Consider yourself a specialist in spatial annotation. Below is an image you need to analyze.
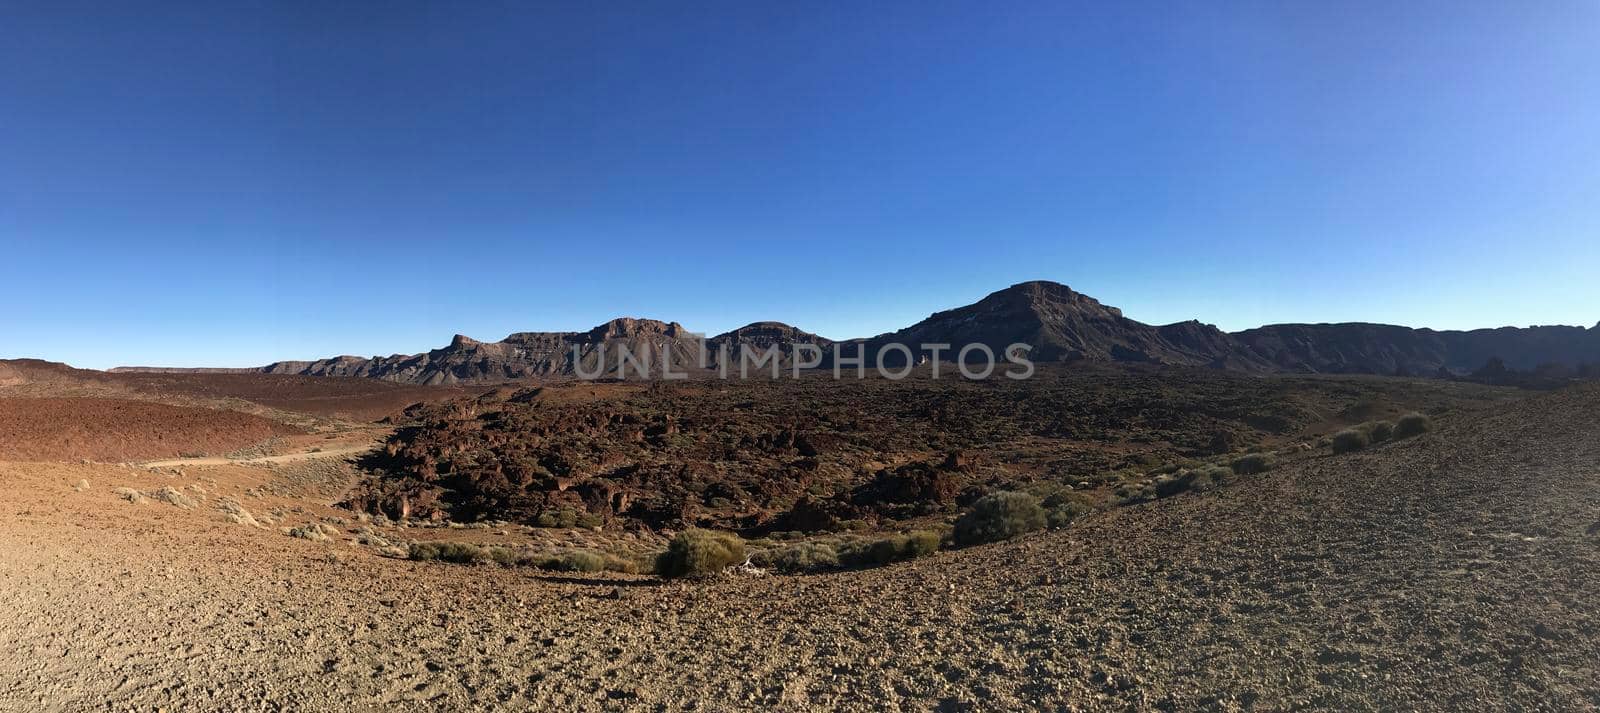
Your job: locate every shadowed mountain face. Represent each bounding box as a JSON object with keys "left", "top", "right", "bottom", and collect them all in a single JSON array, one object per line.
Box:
[
  {"left": 244, "top": 319, "right": 834, "bottom": 385},
  {"left": 852, "top": 281, "right": 1274, "bottom": 371},
  {"left": 1233, "top": 322, "right": 1600, "bottom": 375},
  {"left": 107, "top": 281, "right": 1598, "bottom": 383}
]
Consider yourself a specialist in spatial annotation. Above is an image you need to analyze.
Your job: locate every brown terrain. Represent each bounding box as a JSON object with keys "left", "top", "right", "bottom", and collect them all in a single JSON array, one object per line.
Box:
[
  {"left": 0, "top": 397, "right": 302, "bottom": 462},
  {"left": 1, "top": 357, "right": 1597, "bottom": 711}
]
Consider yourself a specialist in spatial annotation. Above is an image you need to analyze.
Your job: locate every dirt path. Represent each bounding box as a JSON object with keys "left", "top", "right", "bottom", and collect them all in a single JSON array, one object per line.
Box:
[
  {"left": 2, "top": 385, "right": 1597, "bottom": 711},
  {"left": 138, "top": 444, "right": 374, "bottom": 468}
]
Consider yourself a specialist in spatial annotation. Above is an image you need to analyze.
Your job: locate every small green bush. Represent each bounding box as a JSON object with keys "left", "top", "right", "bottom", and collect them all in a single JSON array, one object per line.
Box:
[
  {"left": 409, "top": 541, "right": 489, "bottom": 564},
  {"left": 953, "top": 491, "right": 1045, "bottom": 546},
  {"left": 904, "top": 530, "right": 942, "bottom": 557},
  {"left": 1331, "top": 429, "right": 1369, "bottom": 454},
  {"left": 1230, "top": 452, "right": 1274, "bottom": 475},
  {"left": 1366, "top": 420, "right": 1395, "bottom": 443},
  {"left": 1394, "top": 412, "right": 1431, "bottom": 439},
  {"left": 534, "top": 507, "right": 603, "bottom": 530},
  {"left": 835, "top": 530, "right": 942, "bottom": 567},
  {"left": 1047, "top": 500, "right": 1093, "bottom": 528},
  {"left": 553, "top": 549, "right": 608, "bottom": 573},
  {"left": 753, "top": 542, "right": 840, "bottom": 573},
  {"left": 656, "top": 529, "right": 746, "bottom": 578}
]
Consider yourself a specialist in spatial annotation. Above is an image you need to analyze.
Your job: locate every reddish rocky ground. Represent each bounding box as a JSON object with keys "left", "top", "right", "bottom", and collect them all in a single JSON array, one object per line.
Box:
[
  {"left": 1, "top": 379, "right": 1595, "bottom": 711},
  {"left": 0, "top": 397, "right": 304, "bottom": 462}
]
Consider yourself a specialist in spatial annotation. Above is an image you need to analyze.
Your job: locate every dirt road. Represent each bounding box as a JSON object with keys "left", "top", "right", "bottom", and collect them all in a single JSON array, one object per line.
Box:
[{"left": 138, "top": 444, "right": 374, "bottom": 469}]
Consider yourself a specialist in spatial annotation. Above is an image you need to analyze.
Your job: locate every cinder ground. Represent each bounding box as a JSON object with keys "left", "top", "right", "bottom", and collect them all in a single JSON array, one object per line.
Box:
[{"left": 2, "top": 384, "right": 1596, "bottom": 711}]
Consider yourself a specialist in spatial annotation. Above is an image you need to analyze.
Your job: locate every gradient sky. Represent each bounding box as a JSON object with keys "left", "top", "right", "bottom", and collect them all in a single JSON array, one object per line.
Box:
[{"left": 3, "top": 1, "right": 1597, "bottom": 369}]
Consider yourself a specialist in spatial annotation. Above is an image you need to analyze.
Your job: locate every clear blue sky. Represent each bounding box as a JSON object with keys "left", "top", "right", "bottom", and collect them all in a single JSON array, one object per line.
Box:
[{"left": 3, "top": 1, "right": 1596, "bottom": 369}]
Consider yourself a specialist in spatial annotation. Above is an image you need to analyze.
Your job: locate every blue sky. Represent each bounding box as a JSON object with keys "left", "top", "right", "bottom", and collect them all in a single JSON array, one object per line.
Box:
[{"left": 3, "top": 1, "right": 1597, "bottom": 369}]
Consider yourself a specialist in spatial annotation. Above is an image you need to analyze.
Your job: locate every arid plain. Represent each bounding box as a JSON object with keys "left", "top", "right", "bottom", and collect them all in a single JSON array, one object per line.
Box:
[{"left": 2, "top": 352, "right": 1596, "bottom": 711}]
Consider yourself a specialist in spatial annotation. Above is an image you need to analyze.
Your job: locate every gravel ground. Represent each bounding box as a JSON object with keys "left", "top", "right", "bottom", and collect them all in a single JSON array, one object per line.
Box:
[{"left": 1, "top": 384, "right": 1597, "bottom": 712}]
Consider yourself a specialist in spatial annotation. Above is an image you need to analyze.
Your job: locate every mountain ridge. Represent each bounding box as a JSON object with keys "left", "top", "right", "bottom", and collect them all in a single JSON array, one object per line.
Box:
[{"left": 105, "top": 281, "right": 1599, "bottom": 383}]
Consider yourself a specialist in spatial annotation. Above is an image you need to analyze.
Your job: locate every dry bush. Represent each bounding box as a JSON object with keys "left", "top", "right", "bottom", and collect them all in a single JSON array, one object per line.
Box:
[
  {"left": 953, "top": 491, "right": 1045, "bottom": 546},
  {"left": 1365, "top": 420, "right": 1395, "bottom": 443},
  {"left": 1331, "top": 428, "right": 1369, "bottom": 454},
  {"left": 839, "top": 530, "right": 943, "bottom": 567},
  {"left": 287, "top": 523, "right": 341, "bottom": 542},
  {"left": 151, "top": 486, "right": 196, "bottom": 509},
  {"left": 1394, "top": 412, "right": 1432, "bottom": 438},
  {"left": 217, "top": 498, "right": 260, "bottom": 527},
  {"left": 1047, "top": 500, "right": 1094, "bottom": 528},
  {"left": 656, "top": 529, "right": 745, "bottom": 578},
  {"left": 753, "top": 542, "right": 840, "bottom": 573},
  {"left": 553, "top": 549, "right": 608, "bottom": 573},
  {"left": 408, "top": 541, "right": 490, "bottom": 563},
  {"left": 1230, "top": 452, "right": 1274, "bottom": 475},
  {"left": 113, "top": 487, "right": 145, "bottom": 504}
]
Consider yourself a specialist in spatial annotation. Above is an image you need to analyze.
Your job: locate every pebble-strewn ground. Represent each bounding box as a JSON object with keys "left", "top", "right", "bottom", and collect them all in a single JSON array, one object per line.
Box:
[{"left": 2, "top": 385, "right": 1597, "bottom": 711}]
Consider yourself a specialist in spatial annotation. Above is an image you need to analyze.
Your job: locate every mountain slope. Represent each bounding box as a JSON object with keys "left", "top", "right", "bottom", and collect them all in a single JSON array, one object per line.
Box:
[{"left": 858, "top": 281, "right": 1274, "bottom": 370}]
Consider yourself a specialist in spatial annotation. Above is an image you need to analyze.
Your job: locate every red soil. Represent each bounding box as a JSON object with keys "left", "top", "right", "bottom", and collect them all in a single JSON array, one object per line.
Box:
[
  {"left": 0, "top": 398, "right": 304, "bottom": 462},
  {"left": 111, "top": 373, "right": 481, "bottom": 420}
]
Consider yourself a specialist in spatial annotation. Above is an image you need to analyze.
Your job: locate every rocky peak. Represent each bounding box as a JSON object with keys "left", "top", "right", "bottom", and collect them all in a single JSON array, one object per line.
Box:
[{"left": 586, "top": 317, "right": 686, "bottom": 340}]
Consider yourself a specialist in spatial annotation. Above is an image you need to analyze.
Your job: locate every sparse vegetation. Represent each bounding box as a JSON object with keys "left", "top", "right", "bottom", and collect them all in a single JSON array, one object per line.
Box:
[
  {"left": 551, "top": 549, "right": 608, "bottom": 573},
  {"left": 288, "top": 523, "right": 342, "bottom": 543},
  {"left": 533, "top": 507, "right": 604, "bottom": 530},
  {"left": 656, "top": 529, "right": 746, "bottom": 578},
  {"left": 839, "top": 530, "right": 942, "bottom": 567},
  {"left": 1231, "top": 452, "right": 1274, "bottom": 475},
  {"left": 1046, "top": 500, "right": 1094, "bottom": 528},
  {"left": 1366, "top": 420, "right": 1395, "bottom": 443},
  {"left": 113, "top": 487, "right": 145, "bottom": 504},
  {"left": 151, "top": 486, "right": 196, "bottom": 509},
  {"left": 1394, "top": 412, "right": 1432, "bottom": 438},
  {"left": 408, "top": 540, "right": 489, "bottom": 563},
  {"left": 218, "top": 498, "right": 260, "bottom": 527},
  {"left": 753, "top": 542, "right": 840, "bottom": 573},
  {"left": 953, "top": 491, "right": 1045, "bottom": 546},
  {"left": 1331, "top": 428, "right": 1369, "bottom": 454}
]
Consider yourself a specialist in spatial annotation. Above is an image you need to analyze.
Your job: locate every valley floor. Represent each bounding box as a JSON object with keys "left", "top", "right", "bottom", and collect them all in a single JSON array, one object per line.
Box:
[{"left": 2, "top": 386, "right": 1598, "bottom": 711}]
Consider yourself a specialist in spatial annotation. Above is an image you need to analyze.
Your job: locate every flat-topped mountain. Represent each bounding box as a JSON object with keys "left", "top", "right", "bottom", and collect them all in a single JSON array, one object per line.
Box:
[
  {"left": 232, "top": 318, "right": 832, "bottom": 384},
  {"left": 106, "top": 280, "right": 1599, "bottom": 383}
]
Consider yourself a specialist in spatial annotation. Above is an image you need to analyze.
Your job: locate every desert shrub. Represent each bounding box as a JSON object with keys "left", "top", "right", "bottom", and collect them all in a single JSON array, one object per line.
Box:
[
  {"left": 1114, "top": 482, "right": 1153, "bottom": 503},
  {"left": 1331, "top": 428, "right": 1369, "bottom": 454},
  {"left": 953, "top": 491, "right": 1045, "bottom": 546},
  {"left": 409, "top": 541, "right": 489, "bottom": 564},
  {"left": 601, "top": 554, "right": 646, "bottom": 574},
  {"left": 1366, "top": 420, "right": 1395, "bottom": 443},
  {"left": 904, "top": 530, "right": 942, "bottom": 557},
  {"left": 113, "top": 487, "right": 145, "bottom": 504},
  {"left": 1230, "top": 453, "right": 1274, "bottom": 475},
  {"left": 151, "top": 486, "right": 197, "bottom": 509},
  {"left": 1047, "top": 500, "right": 1094, "bottom": 528},
  {"left": 1394, "top": 412, "right": 1432, "bottom": 439},
  {"left": 287, "top": 523, "right": 341, "bottom": 542},
  {"left": 1153, "top": 474, "right": 1191, "bottom": 498},
  {"left": 1200, "top": 464, "right": 1233, "bottom": 484},
  {"left": 841, "top": 530, "right": 944, "bottom": 567},
  {"left": 552, "top": 549, "right": 608, "bottom": 573},
  {"left": 534, "top": 507, "right": 603, "bottom": 530},
  {"left": 656, "top": 529, "right": 746, "bottom": 578},
  {"left": 753, "top": 542, "right": 841, "bottom": 573},
  {"left": 487, "top": 547, "right": 520, "bottom": 566}
]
